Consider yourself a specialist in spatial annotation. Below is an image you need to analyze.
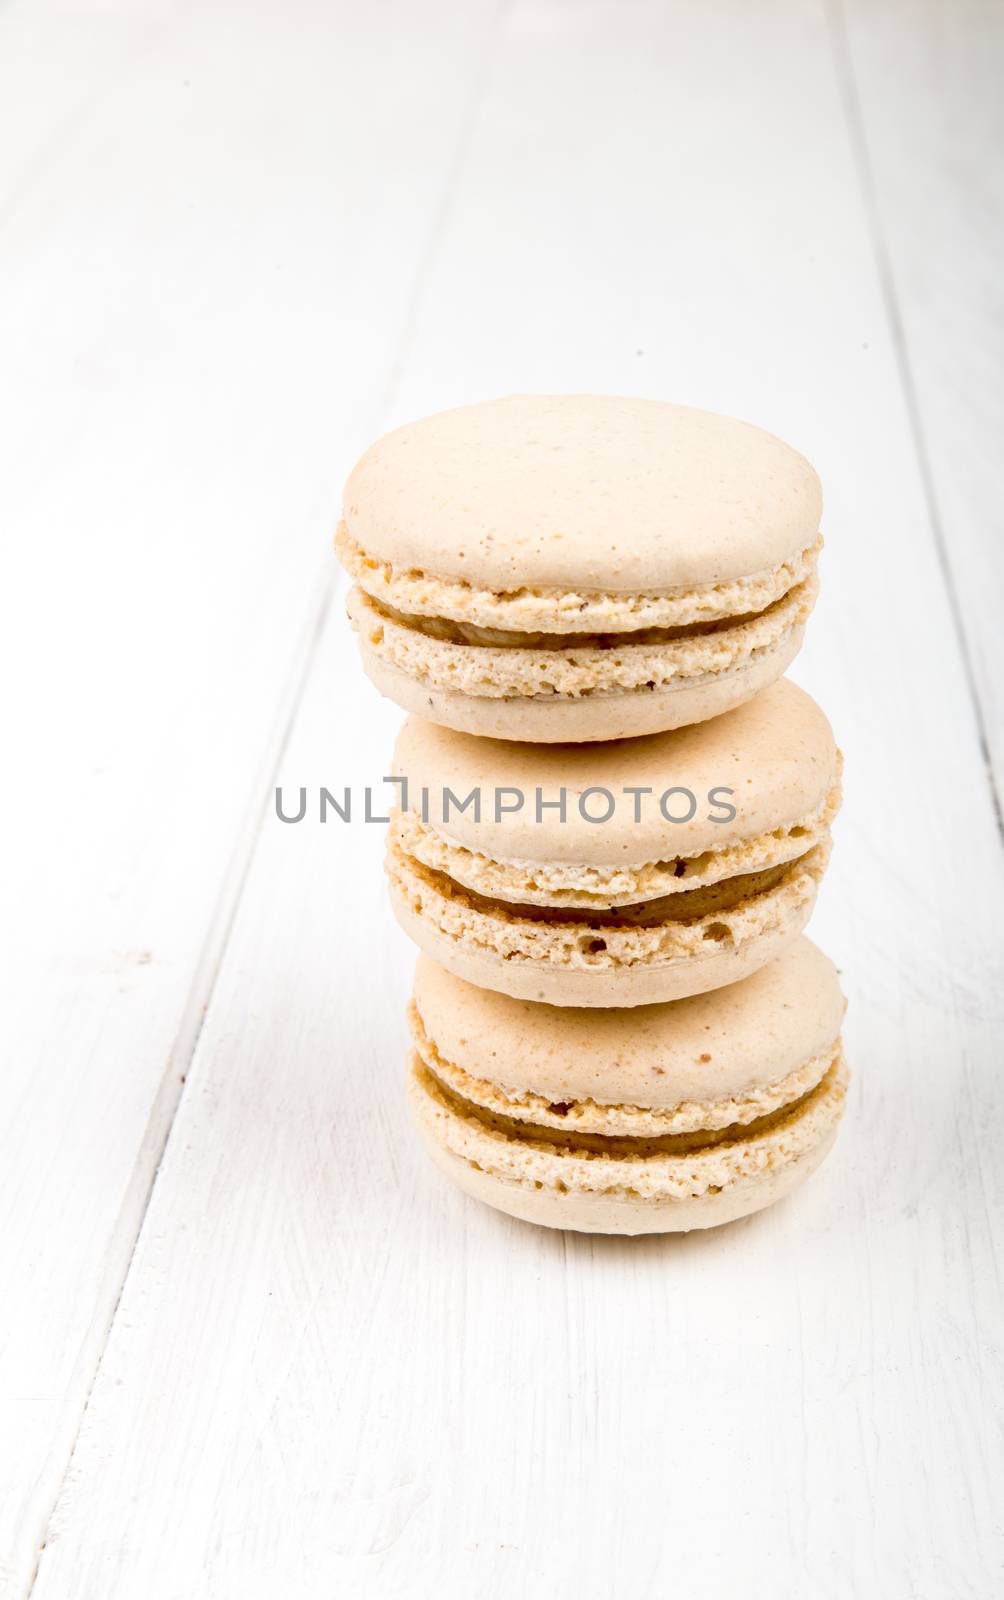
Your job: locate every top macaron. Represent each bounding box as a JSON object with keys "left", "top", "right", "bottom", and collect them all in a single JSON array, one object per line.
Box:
[{"left": 337, "top": 394, "right": 822, "bottom": 742}]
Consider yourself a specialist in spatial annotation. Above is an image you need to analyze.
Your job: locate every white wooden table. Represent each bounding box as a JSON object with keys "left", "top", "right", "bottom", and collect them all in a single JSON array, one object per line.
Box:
[{"left": 3, "top": 2, "right": 1003, "bottom": 1595}]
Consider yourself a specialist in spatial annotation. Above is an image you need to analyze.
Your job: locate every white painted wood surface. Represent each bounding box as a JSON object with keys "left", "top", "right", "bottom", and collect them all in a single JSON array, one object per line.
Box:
[
  {"left": 3, "top": 2, "right": 1002, "bottom": 1596},
  {"left": 0, "top": 0, "right": 499, "bottom": 1591},
  {"left": 840, "top": 0, "right": 1004, "bottom": 807}
]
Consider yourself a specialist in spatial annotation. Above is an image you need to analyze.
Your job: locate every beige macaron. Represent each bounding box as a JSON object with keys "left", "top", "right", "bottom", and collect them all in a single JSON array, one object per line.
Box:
[
  {"left": 386, "top": 678, "right": 840, "bottom": 1006},
  {"left": 407, "top": 939, "right": 849, "bottom": 1234},
  {"left": 337, "top": 394, "right": 822, "bottom": 742}
]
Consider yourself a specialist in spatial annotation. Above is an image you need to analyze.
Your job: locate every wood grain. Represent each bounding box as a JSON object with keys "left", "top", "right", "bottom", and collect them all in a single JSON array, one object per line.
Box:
[{"left": 7, "top": 1, "right": 1004, "bottom": 1597}]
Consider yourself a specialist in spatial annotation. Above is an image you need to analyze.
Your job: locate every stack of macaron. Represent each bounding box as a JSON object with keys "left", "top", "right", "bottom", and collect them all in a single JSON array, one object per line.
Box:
[{"left": 337, "top": 394, "right": 847, "bottom": 1234}]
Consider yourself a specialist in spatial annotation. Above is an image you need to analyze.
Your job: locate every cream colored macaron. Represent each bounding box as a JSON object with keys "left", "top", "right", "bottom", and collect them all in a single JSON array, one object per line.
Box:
[
  {"left": 386, "top": 678, "right": 840, "bottom": 1006},
  {"left": 407, "top": 940, "right": 849, "bottom": 1234},
  {"left": 337, "top": 394, "right": 822, "bottom": 741}
]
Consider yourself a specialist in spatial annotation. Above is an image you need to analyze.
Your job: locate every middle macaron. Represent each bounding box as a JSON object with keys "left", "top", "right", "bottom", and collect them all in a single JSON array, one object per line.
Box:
[{"left": 387, "top": 677, "right": 841, "bottom": 1006}]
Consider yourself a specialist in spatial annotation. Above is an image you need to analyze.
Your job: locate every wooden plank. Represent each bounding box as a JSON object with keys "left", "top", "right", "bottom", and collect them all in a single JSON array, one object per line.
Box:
[
  {"left": 0, "top": 1, "right": 498, "bottom": 1594},
  {"left": 28, "top": 1, "right": 1004, "bottom": 1596},
  {"left": 835, "top": 0, "right": 1004, "bottom": 810}
]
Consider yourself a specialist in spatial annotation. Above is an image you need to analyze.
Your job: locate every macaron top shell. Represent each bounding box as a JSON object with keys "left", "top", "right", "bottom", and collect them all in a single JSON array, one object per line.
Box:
[
  {"left": 342, "top": 395, "right": 821, "bottom": 591},
  {"left": 412, "top": 937, "right": 845, "bottom": 1110},
  {"left": 392, "top": 677, "right": 837, "bottom": 867}
]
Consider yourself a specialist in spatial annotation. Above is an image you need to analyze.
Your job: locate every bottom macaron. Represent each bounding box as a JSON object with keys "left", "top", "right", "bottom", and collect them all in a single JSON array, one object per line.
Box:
[{"left": 406, "top": 941, "right": 849, "bottom": 1235}]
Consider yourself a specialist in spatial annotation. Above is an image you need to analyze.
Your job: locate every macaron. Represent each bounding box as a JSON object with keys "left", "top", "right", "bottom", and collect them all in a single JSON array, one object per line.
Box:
[
  {"left": 386, "top": 678, "right": 840, "bottom": 1006},
  {"left": 407, "top": 939, "right": 849, "bottom": 1234},
  {"left": 337, "top": 394, "right": 821, "bottom": 742}
]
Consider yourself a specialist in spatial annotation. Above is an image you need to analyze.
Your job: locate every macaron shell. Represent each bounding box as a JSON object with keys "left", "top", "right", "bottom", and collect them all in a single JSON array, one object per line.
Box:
[
  {"left": 388, "top": 857, "right": 820, "bottom": 1006},
  {"left": 392, "top": 676, "right": 836, "bottom": 864},
  {"left": 343, "top": 395, "right": 821, "bottom": 591},
  {"left": 361, "top": 623, "right": 806, "bottom": 742},
  {"left": 415, "top": 1121, "right": 838, "bottom": 1234},
  {"left": 411, "top": 937, "right": 845, "bottom": 1109}
]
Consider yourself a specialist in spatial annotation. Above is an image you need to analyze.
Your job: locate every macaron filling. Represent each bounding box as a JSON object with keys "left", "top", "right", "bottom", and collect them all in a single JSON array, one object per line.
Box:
[
  {"left": 409, "top": 1047, "right": 848, "bottom": 1203},
  {"left": 387, "top": 834, "right": 831, "bottom": 971},
  {"left": 347, "top": 573, "right": 817, "bottom": 701},
  {"left": 363, "top": 601, "right": 786, "bottom": 649}
]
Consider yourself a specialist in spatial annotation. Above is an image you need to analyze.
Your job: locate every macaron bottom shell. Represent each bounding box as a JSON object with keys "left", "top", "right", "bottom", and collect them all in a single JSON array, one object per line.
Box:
[
  {"left": 387, "top": 837, "right": 829, "bottom": 1007},
  {"left": 356, "top": 622, "right": 806, "bottom": 742},
  {"left": 408, "top": 1051, "right": 848, "bottom": 1236}
]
